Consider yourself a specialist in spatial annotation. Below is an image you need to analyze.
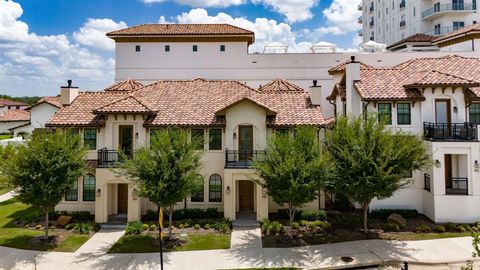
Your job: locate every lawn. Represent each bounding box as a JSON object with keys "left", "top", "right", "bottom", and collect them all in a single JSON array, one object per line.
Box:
[
  {"left": 0, "top": 199, "right": 91, "bottom": 252},
  {"left": 0, "top": 177, "right": 11, "bottom": 196},
  {"left": 109, "top": 233, "right": 231, "bottom": 253},
  {"left": 0, "top": 134, "right": 12, "bottom": 140}
]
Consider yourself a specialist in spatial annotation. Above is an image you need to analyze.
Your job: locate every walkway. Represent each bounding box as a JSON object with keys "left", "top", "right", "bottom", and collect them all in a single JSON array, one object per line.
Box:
[
  {"left": 0, "top": 236, "right": 478, "bottom": 269},
  {"left": 0, "top": 190, "right": 14, "bottom": 203},
  {"left": 75, "top": 228, "right": 125, "bottom": 255}
]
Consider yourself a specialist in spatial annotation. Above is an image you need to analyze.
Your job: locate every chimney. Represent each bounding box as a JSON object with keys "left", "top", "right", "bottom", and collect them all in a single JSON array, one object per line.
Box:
[
  {"left": 345, "top": 56, "right": 361, "bottom": 115},
  {"left": 309, "top": 80, "right": 322, "bottom": 106},
  {"left": 60, "top": 80, "right": 79, "bottom": 105}
]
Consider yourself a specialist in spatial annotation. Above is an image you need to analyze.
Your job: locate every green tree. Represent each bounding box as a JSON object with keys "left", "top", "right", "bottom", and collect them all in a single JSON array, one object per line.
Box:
[
  {"left": 324, "top": 114, "right": 431, "bottom": 232},
  {"left": 253, "top": 126, "right": 332, "bottom": 225},
  {"left": 0, "top": 132, "right": 87, "bottom": 237},
  {"left": 120, "top": 128, "right": 202, "bottom": 239}
]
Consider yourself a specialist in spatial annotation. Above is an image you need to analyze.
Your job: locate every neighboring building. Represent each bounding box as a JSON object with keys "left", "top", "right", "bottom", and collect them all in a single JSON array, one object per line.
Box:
[
  {"left": 358, "top": 0, "right": 480, "bottom": 46},
  {"left": 328, "top": 54, "right": 480, "bottom": 223},
  {"left": 0, "top": 109, "right": 30, "bottom": 134},
  {"left": 10, "top": 96, "right": 63, "bottom": 137},
  {"left": 47, "top": 78, "right": 325, "bottom": 223},
  {"left": 107, "top": 23, "right": 479, "bottom": 119},
  {"left": 0, "top": 98, "right": 28, "bottom": 113}
]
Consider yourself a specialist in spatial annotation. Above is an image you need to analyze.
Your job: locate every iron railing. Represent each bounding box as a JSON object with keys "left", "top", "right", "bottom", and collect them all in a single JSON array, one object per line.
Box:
[
  {"left": 422, "top": 3, "right": 474, "bottom": 19},
  {"left": 400, "top": 20, "right": 406, "bottom": 27},
  {"left": 424, "top": 174, "right": 431, "bottom": 192},
  {"left": 423, "top": 122, "right": 478, "bottom": 141},
  {"left": 446, "top": 177, "right": 468, "bottom": 195},
  {"left": 424, "top": 26, "right": 453, "bottom": 36},
  {"left": 225, "top": 149, "right": 266, "bottom": 168},
  {"left": 97, "top": 148, "right": 119, "bottom": 168}
]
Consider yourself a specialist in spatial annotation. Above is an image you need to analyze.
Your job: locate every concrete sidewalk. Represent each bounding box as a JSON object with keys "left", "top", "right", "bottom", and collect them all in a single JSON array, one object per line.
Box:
[
  {"left": 75, "top": 228, "right": 125, "bottom": 255},
  {"left": 0, "top": 236, "right": 477, "bottom": 270}
]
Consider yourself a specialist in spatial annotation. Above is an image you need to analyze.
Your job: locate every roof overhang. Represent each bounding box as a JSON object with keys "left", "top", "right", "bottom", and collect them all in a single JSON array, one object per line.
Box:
[
  {"left": 107, "top": 34, "right": 255, "bottom": 45},
  {"left": 434, "top": 31, "right": 480, "bottom": 47},
  {"left": 215, "top": 97, "right": 277, "bottom": 115}
]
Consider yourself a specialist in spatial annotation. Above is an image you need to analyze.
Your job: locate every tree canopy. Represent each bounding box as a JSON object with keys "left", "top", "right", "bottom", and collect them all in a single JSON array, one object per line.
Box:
[{"left": 324, "top": 114, "right": 431, "bottom": 232}]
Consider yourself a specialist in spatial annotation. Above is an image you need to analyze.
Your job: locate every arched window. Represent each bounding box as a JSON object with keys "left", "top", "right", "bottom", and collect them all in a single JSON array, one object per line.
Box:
[
  {"left": 65, "top": 180, "right": 78, "bottom": 201},
  {"left": 191, "top": 175, "right": 204, "bottom": 202},
  {"left": 209, "top": 174, "right": 222, "bottom": 202},
  {"left": 83, "top": 174, "right": 96, "bottom": 202}
]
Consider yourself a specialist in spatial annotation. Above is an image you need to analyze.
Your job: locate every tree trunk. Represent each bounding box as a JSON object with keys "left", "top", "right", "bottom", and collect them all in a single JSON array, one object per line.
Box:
[
  {"left": 362, "top": 202, "right": 369, "bottom": 233},
  {"left": 288, "top": 202, "right": 295, "bottom": 226},
  {"left": 44, "top": 209, "right": 49, "bottom": 238},
  {"left": 168, "top": 206, "right": 174, "bottom": 237}
]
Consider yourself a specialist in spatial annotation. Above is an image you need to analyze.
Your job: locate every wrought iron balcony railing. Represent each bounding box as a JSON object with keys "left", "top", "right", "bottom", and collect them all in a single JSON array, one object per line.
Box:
[
  {"left": 225, "top": 149, "right": 266, "bottom": 168},
  {"left": 446, "top": 177, "right": 468, "bottom": 195},
  {"left": 422, "top": 3, "right": 474, "bottom": 19},
  {"left": 423, "top": 122, "right": 478, "bottom": 141}
]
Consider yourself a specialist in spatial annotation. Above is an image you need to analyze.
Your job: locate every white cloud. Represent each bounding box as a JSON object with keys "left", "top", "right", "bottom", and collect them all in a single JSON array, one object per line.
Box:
[
  {"left": 251, "top": 0, "right": 318, "bottom": 23},
  {"left": 320, "top": 0, "right": 362, "bottom": 35},
  {"left": 0, "top": 0, "right": 115, "bottom": 96},
  {"left": 73, "top": 18, "right": 127, "bottom": 51},
  {"left": 142, "top": 0, "right": 245, "bottom": 8}
]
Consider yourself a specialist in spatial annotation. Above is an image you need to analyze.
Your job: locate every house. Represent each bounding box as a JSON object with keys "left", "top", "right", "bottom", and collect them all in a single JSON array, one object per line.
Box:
[
  {"left": 47, "top": 78, "right": 325, "bottom": 223},
  {"left": 0, "top": 98, "right": 29, "bottom": 134},
  {"left": 10, "top": 96, "right": 63, "bottom": 137},
  {"left": 327, "top": 54, "right": 480, "bottom": 223}
]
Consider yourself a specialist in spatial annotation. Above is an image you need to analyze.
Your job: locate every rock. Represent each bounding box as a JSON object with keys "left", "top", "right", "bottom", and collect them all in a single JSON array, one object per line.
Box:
[
  {"left": 57, "top": 215, "right": 72, "bottom": 226},
  {"left": 387, "top": 213, "right": 407, "bottom": 227}
]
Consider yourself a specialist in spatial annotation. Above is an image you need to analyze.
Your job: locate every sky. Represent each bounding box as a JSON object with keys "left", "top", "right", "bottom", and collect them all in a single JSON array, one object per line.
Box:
[{"left": 0, "top": 0, "right": 362, "bottom": 96}]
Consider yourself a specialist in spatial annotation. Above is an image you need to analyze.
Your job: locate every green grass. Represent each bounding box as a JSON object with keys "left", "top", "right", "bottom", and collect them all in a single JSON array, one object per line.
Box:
[
  {"left": 0, "top": 199, "right": 90, "bottom": 251},
  {"left": 0, "top": 177, "right": 11, "bottom": 195},
  {"left": 384, "top": 232, "right": 472, "bottom": 241},
  {"left": 0, "top": 134, "right": 12, "bottom": 140},
  {"left": 109, "top": 233, "right": 231, "bottom": 253}
]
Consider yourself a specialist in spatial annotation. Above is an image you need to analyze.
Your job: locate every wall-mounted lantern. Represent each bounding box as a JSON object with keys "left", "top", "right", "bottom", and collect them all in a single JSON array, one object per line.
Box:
[
  {"left": 233, "top": 132, "right": 237, "bottom": 141},
  {"left": 434, "top": 159, "right": 441, "bottom": 168},
  {"left": 475, "top": 160, "right": 480, "bottom": 169},
  {"left": 226, "top": 186, "right": 231, "bottom": 195},
  {"left": 453, "top": 106, "right": 458, "bottom": 113},
  {"left": 96, "top": 188, "right": 101, "bottom": 197},
  {"left": 135, "top": 132, "right": 139, "bottom": 140}
]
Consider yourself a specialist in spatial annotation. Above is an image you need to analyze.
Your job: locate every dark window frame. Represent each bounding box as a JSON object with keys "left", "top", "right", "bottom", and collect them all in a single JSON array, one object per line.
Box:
[
  {"left": 135, "top": 45, "right": 141, "bottom": 52},
  {"left": 65, "top": 180, "right": 78, "bottom": 201},
  {"left": 397, "top": 103, "right": 411, "bottom": 125},
  {"left": 378, "top": 103, "right": 392, "bottom": 125},
  {"left": 220, "top": 45, "right": 225, "bottom": 52},
  {"left": 83, "top": 174, "right": 96, "bottom": 202},
  {"left": 209, "top": 128, "right": 222, "bottom": 150},
  {"left": 83, "top": 128, "right": 97, "bottom": 150},
  {"left": 193, "top": 45, "right": 198, "bottom": 52},
  {"left": 470, "top": 103, "right": 480, "bottom": 123},
  {"left": 165, "top": 45, "right": 170, "bottom": 52},
  {"left": 209, "top": 174, "right": 222, "bottom": 202},
  {"left": 191, "top": 175, "right": 204, "bottom": 202},
  {"left": 191, "top": 128, "right": 205, "bottom": 150}
]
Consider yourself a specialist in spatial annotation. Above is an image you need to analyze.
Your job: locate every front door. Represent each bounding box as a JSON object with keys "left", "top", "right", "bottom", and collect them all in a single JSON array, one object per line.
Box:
[
  {"left": 117, "top": 184, "right": 128, "bottom": 214},
  {"left": 239, "top": 181, "right": 254, "bottom": 212},
  {"left": 119, "top": 125, "right": 133, "bottom": 157},
  {"left": 238, "top": 125, "right": 253, "bottom": 161}
]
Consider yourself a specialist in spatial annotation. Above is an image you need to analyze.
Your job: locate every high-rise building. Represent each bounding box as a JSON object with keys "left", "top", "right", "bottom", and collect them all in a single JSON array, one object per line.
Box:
[{"left": 358, "top": 0, "right": 480, "bottom": 46}]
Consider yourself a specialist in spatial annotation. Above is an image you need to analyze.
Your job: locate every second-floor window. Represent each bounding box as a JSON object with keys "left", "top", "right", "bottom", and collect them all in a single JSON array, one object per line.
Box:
[
  {"left": 397, "top": 103, "right": 411, "bottom": 125},
  {"left": 378, "top": 103, "right": 392, "bottom": 125},
  {"left": 84, "top": 128, "right": 97, "bottom": 150},
  {"left": 193, "top": 45, "right": 198, "bottom": 52},
  {"left": 453, "top": 21, "right": 465, "bottom": 31},
  {"left": 209, "top": 128, "right": 222, "bottom": 150},
  {"left": 191, "top": 128, "right": 205, "bottom": 150},
  {"left": 470, "top": 104, "right": 480, "bottom": 123}
]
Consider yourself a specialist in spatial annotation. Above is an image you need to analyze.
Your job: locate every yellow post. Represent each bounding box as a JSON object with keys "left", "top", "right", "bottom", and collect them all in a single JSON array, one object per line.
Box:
[{"left": 159, "top": 208, "right": 164, "bottom": 239}]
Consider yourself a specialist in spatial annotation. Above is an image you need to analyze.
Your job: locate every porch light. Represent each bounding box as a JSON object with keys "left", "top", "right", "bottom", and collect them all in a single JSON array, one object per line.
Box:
[
  {"left": 453, "top": 106, "right": 458, "bottom": 113},
  {"left": 96, "top": 188, "right": 101, "bottom": 197},
  {"left": 135, "top": 132, "right": 139, "bottom": 140},
  {"left": 226, "top": 186, "right": 231, "bottom": 195},
  {"left": 475, "top": 160, "right": 480, "bottom": 169},
  {"left": 434, "top": 159, "right": 441, "bottom": 168},
  {"left": 233, "top": 132, "right": 237, "bottom": 141}
]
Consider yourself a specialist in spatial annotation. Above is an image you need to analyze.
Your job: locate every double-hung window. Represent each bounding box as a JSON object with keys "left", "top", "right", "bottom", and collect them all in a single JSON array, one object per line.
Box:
[
  {"left": 378, "top": 103, "right": 392, "bottom": 125},
  {"left": 83, "top": 174, "right": 96, "bottom": 202},
  {"left": 397, "top": 103, "right": 411, "bottom": 125},
  {"left": 84, "top": 128, "right": 97, "bottom": 150},
  {"left": 470, "top": 104, "right": 480, "bottom": 123},
  {"left": 209, "top": 129, "right": 222, "bottom": 150},
  {"left": 65, "top": 180, "right": 78, "bottom": 201}
]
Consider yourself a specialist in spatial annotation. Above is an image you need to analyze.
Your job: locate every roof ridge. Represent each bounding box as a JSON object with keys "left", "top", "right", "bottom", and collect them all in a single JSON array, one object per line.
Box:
[
  {"left": 94, "top": 95, "right": 152, "bottom": 112},
  {"left": 427, "top": 69, "right": 480, "bottom": 83}
]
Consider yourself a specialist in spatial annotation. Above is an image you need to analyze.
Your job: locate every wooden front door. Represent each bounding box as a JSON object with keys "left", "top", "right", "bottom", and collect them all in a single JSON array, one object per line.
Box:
[
  {"left": 119, "top": 125, "right": 134, "bottom": 157},
  {"left": 239, "top": 181, "right": 254, "bottom": 212},
  {"left": 238, "top": 125, "right": 253, "bottom": 161},
  {"left": 117, "top": 184, "right": 128, "bottom": 214}
]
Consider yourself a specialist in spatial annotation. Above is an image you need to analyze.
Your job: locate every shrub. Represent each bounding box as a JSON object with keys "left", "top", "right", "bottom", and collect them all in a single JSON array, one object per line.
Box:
[
  {"left": 313, "top": 220, "right": 332, "bottom": 231},
  {"left": 446, "top": 222, "right": 457, "bottom": 231},
  {"left": 35, "top": 224, "right": 43, "bottom": 230},
  {"left": 276, "top": 209, "right": 301, "bottom": 220},
  {"left": 212, "top": 218, "right": 231, "bottom": 233},
  {"left": 142, "top": 224, "right": 149, "bottom": 231},
  {"left": 300, "top": 210, "right": 327, "bottom": 221},
  {"left": 194, "top": 224, "right": 201, "bottom": 230},
  {"left": 457, "top": 225, "right": 467, "bottom": 232},
  {"left": 169, "top": 208, "right": 219, "bottom": 220},
  {"left": 125, "top": 221, "right": 144, "bottom": 235},
  {"left": 73, "top": 223, "right": 94, "bottom": 234},
  {"left": 291, "top": 222, "right": 300, "bottom": 229},
  {"left": 65, "top": 223, "right": 75, "bottom": 230},
  {"left": 145, "top": 210, "right": 158, "bottom": 221},
  {"left": 383, "top": 223, "right": 400, "bottom": 232},
  {"left": 369, "top": 209, "right": 419, "bottom": 220},
  {"left": 328, "top": 213, "right": 362, "bottom": 229},
  {"left": 178, "top": 224, "right": 185, "bottom": 229},
  {"left": 204, "top": 224, "right": 211, "bottom": 229},
  {"left": 299, "top": 220, "right": 307, "bottom": 226},
  {"left": 71, "top": 211, "right": 92, "bottom": 222},
  {"left": 149, "top": 224, "right": 157, "bottom": 231},
  {"left": 415, "top": 225, "right": 431, "bottom": 233},
  {"left": 464, "top": 224, "right": 473, "bottom": 232},
  {"left": 270, "top": 221, "right": 283, "bottom": 234},
  {"left": 434, "top": 225, "right": 446, "bottom": 233}
]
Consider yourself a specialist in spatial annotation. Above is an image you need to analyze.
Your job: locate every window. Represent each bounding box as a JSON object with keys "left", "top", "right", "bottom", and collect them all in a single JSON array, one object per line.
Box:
[
  {"left": 275, "top": 128, "right": 289, "bottom": 136},
  {"left": 209, "top": 128, "right": 222, "bottom": 150},
  {"left": 191, "top": 175, "right": 204, "bottom": 202},
  {"left": 470, "top": 104, "right": 480, "bottom": 123},
  {"left": 135, "top": 45, "right": 141, "bottom": 52},
  {"left": 193, "top": 45, "right": 198, "bottom": 52},
  {"left": 66, "top": 127, "right": 80, "bottom": 137},
  {"left": 413, "top": 6, "right": 416, "bottom": 16},
  {"left": 65, "top": 180, "right": 78, "bottom": 201},
  {"left": 83, "top": 174, "right": 96, "bottom": 202},
  {"left": 397, "top": 103, "right": 411, "bottom": 125},
  {"left": 191, "top": 128, "right": 205, "bottom": 150},
  {"left": 165, "top": 45, "right": 170, "bottom": 52},
  {"left": 434, "top": 24, "right": 441, "bottom": 35},
  {"left": 378, "top": 103, "right": 392, "bottom": 125},
  {"left": 209, "top": 174, "right": 222, "bottom": 202},
  {"left": 83, "top": 128, "right": 97, "bottom": 150},
  {"left": 453, "top": 21, "right": 465, "bottom": 31},
  {"left": 220, "top": 45, "right": 225, "bottom": 52}
]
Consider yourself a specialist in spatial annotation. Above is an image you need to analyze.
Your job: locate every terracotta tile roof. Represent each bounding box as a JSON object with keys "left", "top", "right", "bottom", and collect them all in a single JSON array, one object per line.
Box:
[
  {"left": 405, "top": 70, "right": 480, "bottom": 87},
  {"left": 48, "top": 78, "right": 324, "bottom": 127},
  {"left": 328, "top": 61, "right": 374, "bottom": 75},
  {"left": 387, "top": 33, "right": 436, "bottom": 49},
  {"left": 94, "top": 95, "right": 153, "bottom": 114},
  {"left": 258, "top": 79, "right": 305, "bottom": 92},
  {"left": 434, "top": 22, "right": 480, "bottom": 44},
  {"left": 0, "top": 98, "right": 27, "bottom": 106},
  {"left": 29, "top": 96, "right": 62, "bottom": 109},
  {"left": 0, "top": 109, "right": 30, "bottom": 122},
  {"left": 104, "top": 79, "right": 143, "bottom": 92},
  {"left": 107, "top": 24, "right": 254, "bottom": 37}
]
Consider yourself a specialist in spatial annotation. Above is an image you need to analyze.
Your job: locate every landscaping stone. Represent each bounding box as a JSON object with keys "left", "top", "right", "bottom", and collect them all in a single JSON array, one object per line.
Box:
[
  {"left": 57, "top": 215, "right": 72, "bottom": 226},
  {"left": 387, "top": 213, "right": 407, "bottom": 227}
]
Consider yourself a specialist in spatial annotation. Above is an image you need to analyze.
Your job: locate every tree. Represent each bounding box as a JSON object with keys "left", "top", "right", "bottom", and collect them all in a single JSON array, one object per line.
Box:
[
  {"left": 120, "top": 128, "right": 202, "bottom": 239},
  {"left": 253, "top": 126, "right": 332, "bottom": 225},
  {"left": 0, "top": 132, "right": 87, "bottom": 238},
  {"left": 324, "top": 114, "right": 431, "bottom": 232}
]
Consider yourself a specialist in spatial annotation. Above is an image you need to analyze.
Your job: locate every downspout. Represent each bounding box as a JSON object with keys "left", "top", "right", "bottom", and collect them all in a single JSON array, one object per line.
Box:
[{"left": 328, "top": 99, "right": 337, "bottom": 118}]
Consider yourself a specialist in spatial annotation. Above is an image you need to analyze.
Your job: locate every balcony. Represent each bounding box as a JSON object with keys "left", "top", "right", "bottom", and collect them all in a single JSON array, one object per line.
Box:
[
  {"left": 423, "top": 122, "right": 478, "bottom": 141},
  {"left": 424, "top": 26, "right": 453, "bottom": 36},
  {"left": 369, "top": 4, "right": 374, "bottom": 12},
  {"left": 369, "top": 20, "right": 374, "bottom": 27},
  {"left": 446, "top": 177, "right": 468, "bottom": 195},
  {"left": 422, "top": 3, "right": 474, "bottom": 20},
  {"left": 424, "top": 174, "right": 431, "bottom": 192},
  {"left": 225, "top": 149, "right": 266, "bottom": 169},
  {"left": 358, "top": 16, "right": 363, "bottom": 23},
  {"left": 400, "top": 20, "right": 406, "bottom": 27},
  {"left": 358, "top": 30, "right": 363, "bottom": 36},
  {"left": 400, "top": 0, "right": 406, "bottom": 8},
  {"left": 357, "top": 3, "right": 362, "bottom": 10},
  {"left": 97, "top": 148, "right": 120, "bottom": 168}
]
